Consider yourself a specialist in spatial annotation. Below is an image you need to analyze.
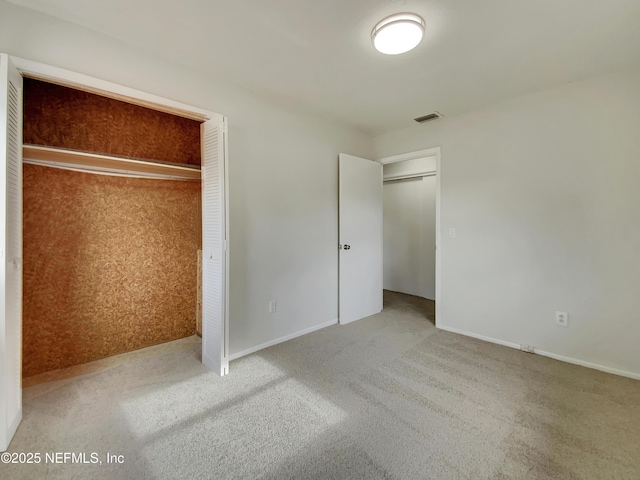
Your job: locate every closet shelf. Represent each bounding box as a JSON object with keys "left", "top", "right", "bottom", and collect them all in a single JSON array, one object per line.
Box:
[{"left": 22, "top": 145, "right": 201, "bottom": 181}]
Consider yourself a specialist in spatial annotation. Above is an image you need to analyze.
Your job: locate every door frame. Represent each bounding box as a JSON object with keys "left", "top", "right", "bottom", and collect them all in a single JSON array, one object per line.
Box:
[
  {"left": 378, "top": 147, "right": 441, "bottom": 327},
  {"left": 7, "top": 55, "right": 230, "bottom": 373}
]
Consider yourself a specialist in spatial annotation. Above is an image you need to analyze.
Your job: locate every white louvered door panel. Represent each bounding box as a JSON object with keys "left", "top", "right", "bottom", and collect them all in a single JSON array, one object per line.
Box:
[
  {"left": 201, "top": 119, "right": 228, "bottom": 376},
  {"left": 0, "top": 53, "right": 23, "bottom": 451}
]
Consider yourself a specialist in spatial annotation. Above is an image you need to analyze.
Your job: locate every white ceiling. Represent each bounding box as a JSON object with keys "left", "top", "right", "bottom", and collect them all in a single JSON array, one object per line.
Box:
[{"left": 9, "top": 0, "right": 640, "bottom": 135}]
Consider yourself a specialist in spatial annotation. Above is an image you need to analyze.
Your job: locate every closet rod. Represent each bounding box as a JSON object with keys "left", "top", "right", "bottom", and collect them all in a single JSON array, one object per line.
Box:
[
  {"left": 383, "top": 171, "right": 436, "bottom": 183},
  {"left": 23, "top": 145, "right": 201, "bottom": 181}
]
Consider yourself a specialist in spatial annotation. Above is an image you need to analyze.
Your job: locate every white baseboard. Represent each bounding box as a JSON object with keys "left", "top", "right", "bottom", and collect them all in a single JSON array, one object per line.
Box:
[
  {"left": 229, "top": 319, "right": 338, "bottom": 361},
  {"left": 438, "top": 325, "right": 522, "bottom": 350},
  {"left": 437, "top": 324, "right": 640, "bottom": 381},
  {"left": 533, "top": 349, "right": 640, "bottom": 381}
]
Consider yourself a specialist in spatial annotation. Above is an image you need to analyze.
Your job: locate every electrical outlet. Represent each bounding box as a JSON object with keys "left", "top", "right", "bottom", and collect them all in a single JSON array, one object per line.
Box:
[
  {"left": 555, "top": 311, "right": 568, "bottom": 327},
  {"left": 520, "top": 345, "right": 535, "bottom": 353},
  {"left": 268, "top": 300, "right": 277, "bottom": 314}
]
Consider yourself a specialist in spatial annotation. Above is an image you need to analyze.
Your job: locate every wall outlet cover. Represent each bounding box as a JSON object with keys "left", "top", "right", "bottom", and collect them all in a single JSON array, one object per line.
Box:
[{"left": 555, "top": 311, "right": 568, "bottom": 327}]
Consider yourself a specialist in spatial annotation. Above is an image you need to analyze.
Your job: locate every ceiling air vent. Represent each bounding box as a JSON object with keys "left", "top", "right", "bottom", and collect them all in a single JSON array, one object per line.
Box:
[{"left": 414, "top": 112, "right": 442, "bottom": 123}]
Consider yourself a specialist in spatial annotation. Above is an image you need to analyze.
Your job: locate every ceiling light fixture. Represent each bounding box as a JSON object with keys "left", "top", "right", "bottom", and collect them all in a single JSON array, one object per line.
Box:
[{"left": 372, "top": 13, "right": 425, "bottom": 55}]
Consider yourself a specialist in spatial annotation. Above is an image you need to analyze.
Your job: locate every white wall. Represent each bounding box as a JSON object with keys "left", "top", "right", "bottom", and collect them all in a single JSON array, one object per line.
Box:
[
  {"left": 383, "top": 176, "right": 436, "bottom": 299},
  {"left": 375, "top": 67, "right": 640, "bottom": 377},
  {"left": 0, "top": 1, "right": 373, "bottom": 357}
]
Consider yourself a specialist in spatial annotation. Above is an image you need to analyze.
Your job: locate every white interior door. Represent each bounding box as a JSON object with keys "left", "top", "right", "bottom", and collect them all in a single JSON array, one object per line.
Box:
[
  {"left": 201, "top": 118, "right": 229, "bottom": 376},
  {"left": 339, "top": 153, "right": 383, "bottom": 324},
  {"left": 0, "top": 53, "right": 23, "bottom": 451}
]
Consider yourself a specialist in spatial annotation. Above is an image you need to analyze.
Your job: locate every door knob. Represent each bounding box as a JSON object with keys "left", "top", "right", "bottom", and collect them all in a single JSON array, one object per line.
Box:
[{"left": 344, "top": 245, "right": 351, "bottom": 250}]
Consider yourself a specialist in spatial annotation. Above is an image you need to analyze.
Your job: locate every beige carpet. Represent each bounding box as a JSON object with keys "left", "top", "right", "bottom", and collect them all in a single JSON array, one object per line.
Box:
[{"left": 3, "top": 291, "right": 640, "bottom": 479}]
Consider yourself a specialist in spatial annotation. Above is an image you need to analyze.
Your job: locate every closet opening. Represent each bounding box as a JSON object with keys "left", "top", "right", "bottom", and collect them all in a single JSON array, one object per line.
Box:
[
  {"left": 21, "top": 77, "right": 205, "bottom": 383},
  {"left": 380, "top": 148, "right": 441, "bottom": 326},
  {"left": 1, "top": 53, "right": 229, "bottom": 450}
]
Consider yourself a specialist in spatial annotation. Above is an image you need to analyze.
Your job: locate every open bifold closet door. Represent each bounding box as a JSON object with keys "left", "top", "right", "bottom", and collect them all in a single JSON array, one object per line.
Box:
[
  {"left": 201, "top": 119, "right": 229, "bottom": 376},
  {"left": 0, "top": 53, "right": 23, "bottom": 451}
]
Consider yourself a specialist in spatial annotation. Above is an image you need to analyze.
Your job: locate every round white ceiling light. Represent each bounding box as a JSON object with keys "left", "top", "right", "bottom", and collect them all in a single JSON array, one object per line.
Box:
[{"left": 372, "top": 13, "right": 425, "bottom": 55}]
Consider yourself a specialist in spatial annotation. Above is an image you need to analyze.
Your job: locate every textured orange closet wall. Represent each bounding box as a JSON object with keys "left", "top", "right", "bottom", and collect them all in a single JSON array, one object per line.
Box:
[
  {"left": 23, "top": 78, "right": 202, "bottom": 166},
  {"left": 22, "top": 165, "right": 202, "bottom": 377}
]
